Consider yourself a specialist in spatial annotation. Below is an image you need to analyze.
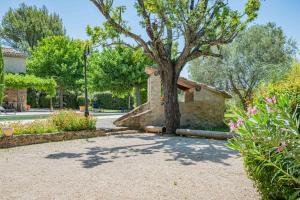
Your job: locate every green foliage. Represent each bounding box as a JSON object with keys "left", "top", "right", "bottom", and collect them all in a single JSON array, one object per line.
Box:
[
  {"left": 77, "top": 95, "right": 90, "bottom": 106},
  {"left": 188, "top": 56, "right": 226, "bottom": 89},
  {"left": 51, "top": 110, "right": 96, "bottom": 131},
  {"left": 91, "top": 92, "right": 133, "bottom": 110},
  {"left": 89, "top": 46, "right": 152, "bottom": 96},
  {"left": 189, "top": 23, "right": 297, "bottom": 107},
  {"left": 0, "top": 111, "right": 96, "bottom": 136},
  {"left": 27, "top": 36, "right": 84, "bottom": 92},
  {"left": 227, "top": 95, "right": 300, "bottom": 199},
  {"left": 0, "top": 46, "right": 4, "bottom": 104},
  {"left": 258, "top": 61, "right": 300, "bottom": 111},
  {"left": 0, "top": 3, "right": 65, "bottom": 53},
  {"left": 4, "top": 74, "right": 57, "bottom": 97}
]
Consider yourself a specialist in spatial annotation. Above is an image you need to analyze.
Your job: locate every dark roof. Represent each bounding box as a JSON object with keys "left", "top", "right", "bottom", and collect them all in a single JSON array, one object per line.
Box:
[
  {"left": 145, "top": 67, "right": 232, "bottom": 99},
  {"left": 2, "top": 47, "right": 26, "bottom": 58}
]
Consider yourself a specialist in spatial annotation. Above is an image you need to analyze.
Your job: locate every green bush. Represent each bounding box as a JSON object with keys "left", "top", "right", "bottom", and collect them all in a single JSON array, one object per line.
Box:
[
  {"left": 0, "top": 111, "right": 96, "bottom": 135},
  {"left": 77, "top": 96, "right": 86, "bottom": 106},
  {"left": 258, "top": 61, "right": 300, "bottom": 111},
  {"left": 227, "top": 95, "right": 300, "bottom": 199},
  {"left": 91, "top": 92, "right": 133, "bottom": 110},
  {"left": 51, "top": 110, "right": 96, "bottom": 131}
]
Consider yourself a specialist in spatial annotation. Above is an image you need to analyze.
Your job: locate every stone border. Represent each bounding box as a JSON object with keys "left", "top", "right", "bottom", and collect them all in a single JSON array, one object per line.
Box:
[{"left": 0, "top": 127, "right": 138, "bottom": 149}]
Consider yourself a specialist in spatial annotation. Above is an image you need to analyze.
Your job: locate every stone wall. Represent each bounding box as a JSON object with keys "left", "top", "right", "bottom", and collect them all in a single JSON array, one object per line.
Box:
[
  {"left": 3, "top": 88, "right": 27, "bottom": 110},
  {"left": 0, "top": 128, "right": 136, "bottom": 149}
]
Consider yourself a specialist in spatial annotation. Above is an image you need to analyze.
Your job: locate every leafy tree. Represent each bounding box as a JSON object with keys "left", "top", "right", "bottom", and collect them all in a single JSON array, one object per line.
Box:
[
  {"left": 88, "top": 0, "right": 261, "bottom": 133},
  {"left": 189, "top": 23, "right": 297, "bottom": 109},
  {"left": 89, "top": 47, "right": 152, "bottom": 106},
  {"left": 0, "top": 3, "right": 65, "bottom": 53},
  {"left": 27, "top": 36, "right": 84, "bottom": 108},
  {"left": 0, "top": 46, "right": 4, "bottom": 104},
  {"left": 189, "top": 56, "right": 228, "bottom": 90}
]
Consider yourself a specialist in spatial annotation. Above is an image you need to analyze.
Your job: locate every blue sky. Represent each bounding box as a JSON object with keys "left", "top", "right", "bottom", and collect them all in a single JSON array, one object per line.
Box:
[{"left": 1, "top": 0, "right": 300, "bottom": 77}]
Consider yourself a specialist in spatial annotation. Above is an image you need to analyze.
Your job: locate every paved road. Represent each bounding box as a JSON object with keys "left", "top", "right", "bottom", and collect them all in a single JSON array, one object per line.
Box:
[{"left": 0, "top": 133, "right": 259, "bottom": 200}]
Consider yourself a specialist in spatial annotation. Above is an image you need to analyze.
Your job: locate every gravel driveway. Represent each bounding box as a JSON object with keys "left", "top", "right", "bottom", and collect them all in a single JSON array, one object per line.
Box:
[{"left": 0, "top": 133, "right": 259, "bottom": 200}]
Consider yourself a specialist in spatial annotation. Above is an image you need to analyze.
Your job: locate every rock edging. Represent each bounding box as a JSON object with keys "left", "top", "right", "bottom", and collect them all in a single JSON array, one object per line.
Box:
[{"left": 0, "top": 127, "right": 136, "bottom": 149}]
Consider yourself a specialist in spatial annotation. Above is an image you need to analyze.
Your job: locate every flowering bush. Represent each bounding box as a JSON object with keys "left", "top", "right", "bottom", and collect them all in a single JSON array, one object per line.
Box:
[
  {"left": 227, "top": 95, "right": 300, "bottom": 199},
  {"left": 0, "top": 111, "right": 96, "bottom": 135},
  {"left": 50, "top": 110, "right": 96, "bottom": 131},
  {"left": 1, "top": 120, "right": 58, "bottom": 135}
]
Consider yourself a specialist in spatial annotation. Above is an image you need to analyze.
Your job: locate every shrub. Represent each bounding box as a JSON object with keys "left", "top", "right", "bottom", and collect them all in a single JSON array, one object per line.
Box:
[
  {"left": 0, "top": 111, "right": 96, "bottom": 135},
  {"left": 91, "top": 92, "right": 133, "bottom": 110},
  {"left": 258, "top": 61, "right": 300, "bottom": 111},
  {"left": 227, "top": 95, "right": 300, "bottom": 199},
  {"left": 1, "top": 120, "right": 58, "bottom": 135},
  {"left": 77, "top": 96, "right": 86, "bottom": 106},
  {"left": 50, "top": 110, "right": 96, "bottom": 131}
]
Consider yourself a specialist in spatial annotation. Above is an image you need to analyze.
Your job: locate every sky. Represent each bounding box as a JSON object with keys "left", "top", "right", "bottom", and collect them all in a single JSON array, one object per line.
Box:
[{"left": 1, "top": 0, "right": 300, "bottom": 77}]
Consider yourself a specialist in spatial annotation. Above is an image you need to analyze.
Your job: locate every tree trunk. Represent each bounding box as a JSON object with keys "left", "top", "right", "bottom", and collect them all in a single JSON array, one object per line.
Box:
[
  {"left": 50, "top": 97, "right": 53, "bottom": 111},
  {"left": 135, "top": 85, "right": 141, "bottom": 107},
  {"left": 160, "top": 65, "right": 181, "bottom": 134},
  {"left": 59, "top": 87, "right": 64, "bottom": 109},
  {"left": 128, "top": 94, "right": 131, "bottom": 110}
]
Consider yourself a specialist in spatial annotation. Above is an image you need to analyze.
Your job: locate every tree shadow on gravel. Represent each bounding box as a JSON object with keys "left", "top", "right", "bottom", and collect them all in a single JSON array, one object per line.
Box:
[{"left": 45, "top": 134, "right": 237, "bottom": 168}]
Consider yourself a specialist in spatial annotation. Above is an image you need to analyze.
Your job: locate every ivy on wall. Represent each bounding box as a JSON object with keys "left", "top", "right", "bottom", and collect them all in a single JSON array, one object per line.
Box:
[{"left": 5, "top": 74, "right": 57, "bottom": 97}]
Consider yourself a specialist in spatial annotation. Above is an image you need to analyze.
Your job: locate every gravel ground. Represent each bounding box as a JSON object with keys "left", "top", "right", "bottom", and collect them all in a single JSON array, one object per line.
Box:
[{"left": 0, "top": 133, "right": 259, "bottom": 200}]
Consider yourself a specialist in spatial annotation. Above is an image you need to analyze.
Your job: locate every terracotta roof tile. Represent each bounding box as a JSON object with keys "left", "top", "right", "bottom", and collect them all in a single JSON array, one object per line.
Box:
[{"left": 2, "top": 47, "right": 26, "bottom": 58}]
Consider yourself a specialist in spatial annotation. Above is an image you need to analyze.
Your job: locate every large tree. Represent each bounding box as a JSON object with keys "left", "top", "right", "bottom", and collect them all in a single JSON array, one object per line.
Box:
[
  {"left": 88, "top": 0, "right": 261, "bottom": 133},
  {"left": 89, "top": 46, "right": 152, "bottom": 106},
  {"left": 189, "top": 23, "right": 297, "bottom": 108},
  {"left": 0, "top": 3, "right": 65, "bottom": 53},
  {"left": 0, "top": 46, "right": 4, "bottom": 104},
  {"left": 27, "top": 36, "right": 84, "bottom": 108}
]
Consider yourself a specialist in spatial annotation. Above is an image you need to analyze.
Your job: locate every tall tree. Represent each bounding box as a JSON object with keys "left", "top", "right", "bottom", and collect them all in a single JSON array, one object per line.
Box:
[
  {"left": 189, "top": 23, "right": 297, "bottom": 108},
  {"left": 88, "top": 0, "right": 261, "bottom": 133},
  {"left": 27, "top": 36, "right": 84, "bottom": 108},
  {"left": 0, "top": 3, "right": 65, "bottom": 53},
  {"left": 89, "top": 46, "right": 152, "bottom": 106},
  {"left": 188, "top": 56, "right": 228, "bottom": 90},
  {"left": 0, "top": 46, "right": 4, "bottom": 104}
]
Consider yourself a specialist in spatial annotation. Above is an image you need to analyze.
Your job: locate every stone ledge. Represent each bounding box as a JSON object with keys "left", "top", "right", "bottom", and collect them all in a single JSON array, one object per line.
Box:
[{"left": 0, "top": 128, "right": 137, "bottom": 149}]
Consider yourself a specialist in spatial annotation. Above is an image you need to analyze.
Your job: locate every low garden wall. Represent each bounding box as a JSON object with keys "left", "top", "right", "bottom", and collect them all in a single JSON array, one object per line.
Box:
[{"left": 0, "top": 128, "right": 135, "bottom": 149}]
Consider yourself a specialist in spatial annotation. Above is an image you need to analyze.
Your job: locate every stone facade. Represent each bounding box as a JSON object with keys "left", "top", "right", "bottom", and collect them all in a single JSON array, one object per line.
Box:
[
  {"left": 2, "top": 48, "right": 27, "bottom": 111},
  {"left": 3, "top": 88, "right": 27, "bottom": 111},
  {"left": 114, "top": 67, "right": 231, "bottom": 129}
]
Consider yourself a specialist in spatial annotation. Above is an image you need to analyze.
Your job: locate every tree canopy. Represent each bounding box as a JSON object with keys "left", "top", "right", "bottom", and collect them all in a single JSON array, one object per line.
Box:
[
  {"left": 0, "top": 3, "right": 65, "bottom": 53},
  {"left": 89, "top": 47, "right": 152, "bottom": 105},
  {"left": 189, "top": 23, "right": 297, "bottom": 108},
  {"left": 89, "top": 0, "right": 261, "bottom": 133},
  {"left": 5, "top": 74, "right": 57, "bottom": 97},
  {"left": 0, "top": 46, "right": 4, "bottom": 104},
  {"left": 27, "top": 36, "right": 85, "bottom": 108}
]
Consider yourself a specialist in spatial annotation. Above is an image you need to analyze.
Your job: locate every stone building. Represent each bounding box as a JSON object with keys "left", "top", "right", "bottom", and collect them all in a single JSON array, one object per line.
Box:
[
  {"left": 2, "top": 47, "right": 27, "bottom": 111},
  {"left": 114, "top": 67, "right": 232, "bottom": 129}
]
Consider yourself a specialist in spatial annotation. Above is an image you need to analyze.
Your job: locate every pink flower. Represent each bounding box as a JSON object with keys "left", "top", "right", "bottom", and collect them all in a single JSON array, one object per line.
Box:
[
  {"left": 247, "top": 106, "right": 258, "bottom": 115},
  {"left": 236, "top": 119, "right": 244, "bottom": 128},
  {"left": 229, "top": 120, "right": 237, "bottom": 132},
  {"left": 266, "top": 96, "right": 277, "bottom": 105},
  {"left": 266, "top": 105, "right": 274, "bottom": 113},
  {"left": 276, "top": 142, "right": 286, "bottom": 152},
  {"left": 229, "top": 119, "right": 244, "bottom": 132},
  {"left": 272, "top": 96, "right": 276, "bottom": 104}
]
